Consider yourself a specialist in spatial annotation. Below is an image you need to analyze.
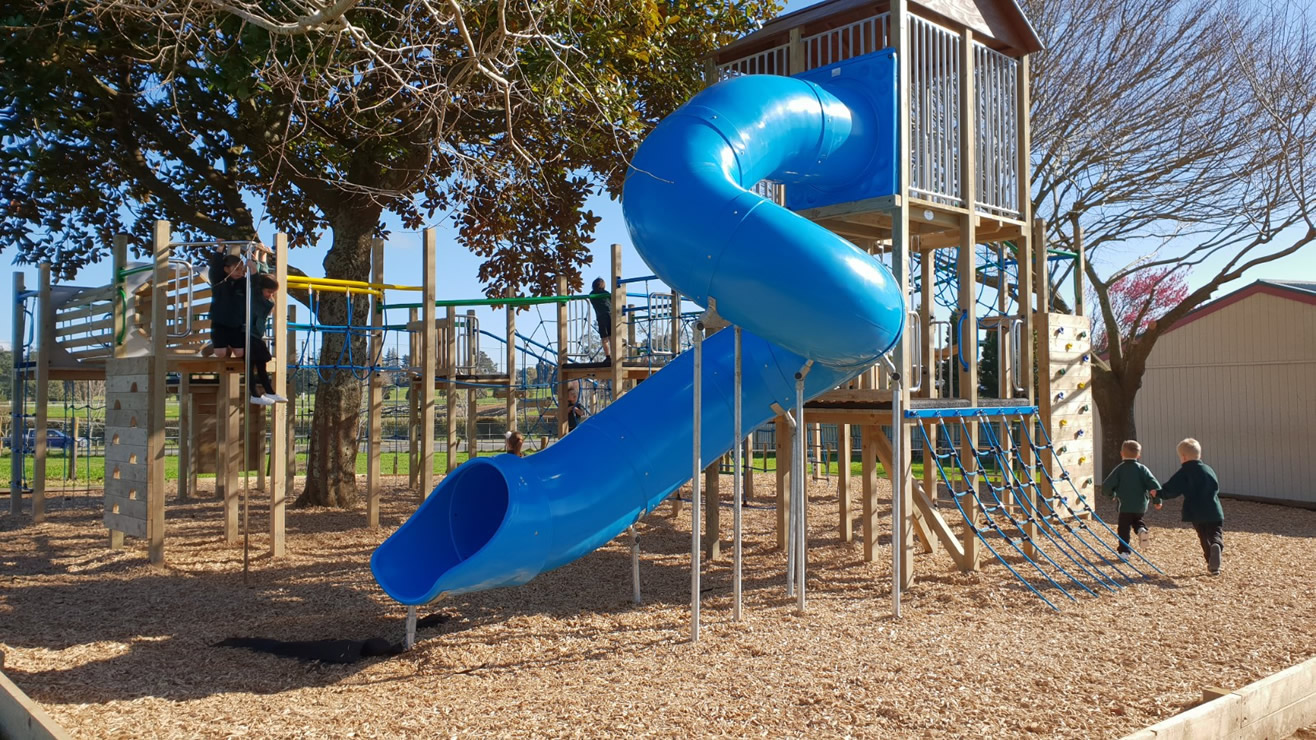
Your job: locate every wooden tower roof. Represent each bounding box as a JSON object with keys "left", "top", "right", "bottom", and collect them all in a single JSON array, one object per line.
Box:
[{"left": 713, "top": 0, "right": 1043, "bottom": 63}]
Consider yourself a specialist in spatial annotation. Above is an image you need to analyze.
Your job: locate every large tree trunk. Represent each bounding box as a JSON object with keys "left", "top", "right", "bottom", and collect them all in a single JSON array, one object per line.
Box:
[
  {"left": 1091, "top": 365, "right": 1139, "bottom": 480},
  {"left": 295, "top": 210, "right": 380, "bottom": 508}
]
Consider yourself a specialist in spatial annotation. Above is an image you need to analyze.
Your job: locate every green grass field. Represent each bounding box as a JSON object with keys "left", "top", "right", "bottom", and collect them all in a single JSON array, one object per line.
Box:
[{"left": 4, "top": 448, "right": 1011, "bottom": 492}]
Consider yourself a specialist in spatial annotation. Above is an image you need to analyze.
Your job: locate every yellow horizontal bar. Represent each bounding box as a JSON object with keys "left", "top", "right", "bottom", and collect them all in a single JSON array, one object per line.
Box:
[
  {"left": 285, "top": 275, "right": 423, "bottom": 292},
  {"left": 292, "top": 284, "right": 383, "bottom": 298}
]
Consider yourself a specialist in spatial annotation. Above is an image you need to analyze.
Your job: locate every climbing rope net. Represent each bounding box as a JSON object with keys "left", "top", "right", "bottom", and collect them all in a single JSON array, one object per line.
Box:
[{"left": 914, "top": 408, "right": 1162, "bottom": 611}]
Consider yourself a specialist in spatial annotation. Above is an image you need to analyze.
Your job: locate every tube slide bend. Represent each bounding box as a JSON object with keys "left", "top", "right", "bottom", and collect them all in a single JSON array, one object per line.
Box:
[{"left": 372, "top": 63, "right": 906, "bottom": 606}]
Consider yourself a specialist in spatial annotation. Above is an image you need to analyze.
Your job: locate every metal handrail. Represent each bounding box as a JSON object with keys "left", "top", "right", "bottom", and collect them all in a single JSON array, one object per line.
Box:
[
  {"left": 1009, "top": 317, "right": 1027, "bottom": 394},
  {"left": 906, "top": 310, "right": 923, "bottom": 393},
  {"left": 165, "top": 259, "right": 196, "bottom": 338}
]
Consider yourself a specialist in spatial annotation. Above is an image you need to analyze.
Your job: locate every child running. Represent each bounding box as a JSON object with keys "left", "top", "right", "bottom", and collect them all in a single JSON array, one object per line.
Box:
[
  {"left": 1156, "top": 438, "right": 1225, "bottom": 575},
  {"left": 1101, "top": 440, "right": 1162, "bottom": 558}
]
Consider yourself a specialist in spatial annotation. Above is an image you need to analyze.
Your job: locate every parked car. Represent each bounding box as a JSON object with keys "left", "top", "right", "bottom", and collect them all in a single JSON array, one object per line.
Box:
[{"left": 2, "top": 430, "right": 90, "bottom": 453}]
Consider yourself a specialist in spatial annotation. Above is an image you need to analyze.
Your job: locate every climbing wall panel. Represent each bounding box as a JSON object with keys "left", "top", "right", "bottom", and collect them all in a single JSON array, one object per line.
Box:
[
  {"left": 1037, "top": 313, "right": 1096, "bottom": 506},
  {"left": 104, "top": 357, "right": 151, "bottom": 539}
]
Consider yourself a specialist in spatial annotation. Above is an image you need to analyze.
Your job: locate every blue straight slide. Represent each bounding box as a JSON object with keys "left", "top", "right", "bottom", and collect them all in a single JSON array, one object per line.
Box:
[{"left": 372, "top": 51, "right": 907, "bottom": 606}]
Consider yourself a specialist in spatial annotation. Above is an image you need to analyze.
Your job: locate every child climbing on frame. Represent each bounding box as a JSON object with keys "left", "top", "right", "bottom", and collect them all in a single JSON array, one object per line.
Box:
[
  {"left": 1156, "top": 438, "right": 1225, "bottom": 576},
  {"left": 565, "top": 379, "right": 588, "bottom": 431},
  {"left": 204, "top": 247, "right": 287, "bottom": 406},
  {"left": 588, "top": 277, "right": 613, "bottom": 361},
  {"left": 1101, "top": 439, "right": 1162, "bottom": 559}
]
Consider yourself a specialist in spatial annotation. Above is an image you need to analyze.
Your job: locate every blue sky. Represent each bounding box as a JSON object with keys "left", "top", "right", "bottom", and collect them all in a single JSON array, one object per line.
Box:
[{"left": 3, "top": 0, "right": 1312, "bottom": 350}]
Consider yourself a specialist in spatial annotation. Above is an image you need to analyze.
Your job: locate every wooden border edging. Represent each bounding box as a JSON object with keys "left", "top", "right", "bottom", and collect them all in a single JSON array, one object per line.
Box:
[
  {"left": 0, "top": 669, "right": 73, "bottom": 740},
  {"left": 1122, "top": 656, "right": 1316, "bottom": 740}
]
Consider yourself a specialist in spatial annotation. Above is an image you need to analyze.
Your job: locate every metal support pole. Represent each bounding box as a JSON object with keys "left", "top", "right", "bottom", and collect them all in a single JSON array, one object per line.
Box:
[
  {"left": 795, "top": 361, "right": 812, "bottom": 613},
  {"left": 630, "top": 525, "right": 641, "bottom": 604},
  {"left": 885, "top": 357, "right": 904, "bottom": 619},
  {"left": 779, "top": 404, "right": 798, "bottom": 596},
  {"left": 690, "top": 321, "right": 703, "bottom": 642},
  {"left": 405, "top": 605, "right": 417, "bottom": 650},
  {"left": 732, "top": 326, "right": 743, "bottom": 621}
]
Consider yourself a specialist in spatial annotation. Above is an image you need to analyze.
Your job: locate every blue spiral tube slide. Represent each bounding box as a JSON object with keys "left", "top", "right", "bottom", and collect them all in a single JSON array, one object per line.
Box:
[{"left": 371, "top": 51, "right": 906, "bottom": 605}]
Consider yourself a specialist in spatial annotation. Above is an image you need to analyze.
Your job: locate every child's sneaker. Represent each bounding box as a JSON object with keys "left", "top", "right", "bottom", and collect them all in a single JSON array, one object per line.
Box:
[
  {"left": 249, "top": 395, "right": 274, "bottom": 406},
  {"left": 1137, "top": 529, "right": 1150, "bottom": 550},
  {"left": 262, "top": 393, "right": 289, "bottom": 404},
  {"left": 1117, "top": 551, "right": 1130, "bottom": 562},
  {"left": 200, "top": 343, "right": 215, "bottom": 357},
  {"left": 1208, "top": 543, "right": 1221, "bottom": 575}
]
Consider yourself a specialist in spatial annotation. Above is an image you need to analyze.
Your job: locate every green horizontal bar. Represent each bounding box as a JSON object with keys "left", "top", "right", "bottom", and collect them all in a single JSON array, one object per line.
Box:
[
  {"left": 118, "top": 265, "right": 154, "bottom": 279},
  {"left": 1047, "top": 248, "right": 1078, "bottom": 258}
]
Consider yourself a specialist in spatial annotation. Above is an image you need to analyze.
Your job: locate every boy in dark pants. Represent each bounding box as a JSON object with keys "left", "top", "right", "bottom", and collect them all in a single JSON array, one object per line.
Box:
[
  {"left": 1102, "top": 439, "right": 1162, "bottom": 558},
  {"left": 1156, "top": 438, "right": 1225, "bottom": 575},
  {"left": 588, "top": 277, "right": 613, "bottom": 361}
]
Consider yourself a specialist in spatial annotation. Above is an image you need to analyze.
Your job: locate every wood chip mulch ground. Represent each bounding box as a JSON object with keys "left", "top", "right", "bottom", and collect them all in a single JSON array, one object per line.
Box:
[{"left": 2, "top": 473, "right": 1314, "bottom": 738}]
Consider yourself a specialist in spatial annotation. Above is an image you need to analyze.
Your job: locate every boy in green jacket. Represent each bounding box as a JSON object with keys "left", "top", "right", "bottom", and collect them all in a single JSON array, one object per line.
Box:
[
  {"left": 1102, "top": 440, "right": 1162, "bottom": 558},
  {"left": 1156, "top": 438, "right": 1225, "bottom": 575}
]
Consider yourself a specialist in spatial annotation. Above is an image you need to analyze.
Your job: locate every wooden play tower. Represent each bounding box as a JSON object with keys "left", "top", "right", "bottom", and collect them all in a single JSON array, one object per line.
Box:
[{"left": 709, "top": 0, "right": 1094, "bottom": 590}]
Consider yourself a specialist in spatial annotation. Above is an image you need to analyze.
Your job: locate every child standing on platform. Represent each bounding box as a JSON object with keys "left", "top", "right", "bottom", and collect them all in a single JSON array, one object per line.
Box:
[
  {"left": 1101, "top": 439, "right": 1162, "bottom": 558},
  {"left": 1156, "top": 438, "right": 1225, "bottom": 575},
  {"left": 588, "top": 277, "right": 613, "bottom": 361}
]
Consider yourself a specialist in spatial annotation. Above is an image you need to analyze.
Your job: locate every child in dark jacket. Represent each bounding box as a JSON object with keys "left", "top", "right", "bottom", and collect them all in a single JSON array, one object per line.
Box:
[
  {"left": 205, "top": 250, "right": 285, "bottom": 406},
  {"left": 1156, "top": 438, "right": 1225, "bottom": 575},
  {"left": 207, "top": 251, "right": 249, "bottom": 358},
  {"left": 588, "top": 277, "right": 613, "bottom": 361},
  {"left": 1101, "top": 439, "right": 1162, "bottom": 557}
]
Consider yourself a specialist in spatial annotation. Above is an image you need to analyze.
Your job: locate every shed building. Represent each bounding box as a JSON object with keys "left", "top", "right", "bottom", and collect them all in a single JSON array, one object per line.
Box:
[{"left": 1097, "top": 280, "right": 1316, "bottom": 508}]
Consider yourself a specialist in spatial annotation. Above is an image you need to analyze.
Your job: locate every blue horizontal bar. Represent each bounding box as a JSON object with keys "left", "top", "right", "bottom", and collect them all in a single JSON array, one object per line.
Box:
[
  {"left": 904, "top": 405, "right": 1039, "bottom": 419},
  {"left": 616, "top": 274, "right": 658, "bottom": 286}
]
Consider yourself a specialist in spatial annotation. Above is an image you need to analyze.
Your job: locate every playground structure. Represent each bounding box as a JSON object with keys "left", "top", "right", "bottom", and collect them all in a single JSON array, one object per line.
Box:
[
  {"left": 369, "top": 0, "right": 1159, "bottom": 637},
  {"left": 8, "top": 0, "right": 1156, "bottom": 625},
  {"left": 7, "top": 223, "right": 704, "bottom": 563}
]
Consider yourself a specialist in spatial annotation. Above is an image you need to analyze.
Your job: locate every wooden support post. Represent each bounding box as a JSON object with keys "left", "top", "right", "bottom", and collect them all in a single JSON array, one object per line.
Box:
[
  {"left": 861, "top": 424, "right": 879, "bottom": 562},
  {"left": 956, "top": 28, "right": 980, "bottom": 572},
  {"left": 365, "top": 238, "right": 383, "bottom": 529},
  {"left": 886, "top": 0, "right": 916, "bottom": 588},
  {"left": 743, "top": 434, "right": 755, "bottom": 500},
  {"left": 269, "top": 233, "right": 289, "bottom": 553},
  {"left": 446, "top": 306, "right": 458, "bottom": 472},
  {"left": 556, "top": 275, "right": 569, "bottom": 438},
  {"left": 789, "top": 27, "right": 805, "bottom": 75},
  {"left": 704, "top": 461, "right": 720, "bottom": 560},
  {"left": 219, "top": 371, "right": 239, "bottom": 543},
  {"left": 1072, "top": 214, "right": 1086, "bottom": 317},
  {"left": 420, "top": 230, "right": 438, "bottom": 494},
  {"left": 505, "top": 289, "right": 517, "bottom": 434},
  {"left": 148, "top": 222, "right": 169, "bottom": 563},
  {"left": 178, "top": 374, "right": 191, "bottom": 501},
  {"left": 465, "top": 309, "right": 477, "bottom": 463},
  {"left": 809, "top": 424, "right": 822, "bottom": 480},
  {"left": 1034, "top": 218, "right": 1049, "bottom": 312},
  {"left": 775, "top": 416, "right": 792, "bottom": 550},
  {"left": 32, "top": 263, "right": 51, "bottom": 522},
  {"left": 408, "top": 307, "right": 419, "bottom": 490},
  {"left": 1017, "top": 58, "right": 1039, "bottom": 549},
  {"left": 920, "top": 245, "right": 935, "bottom": 397},
  {"left": 838, "top": 423, "right": 852, "bottom": 543},
  {"left": 285, "top": 305, "right": 297, "bottom": 505},
  {"left": 609, "top": 244, "right": 624, "bottom": 399},
  {"left": 670, "top": 290, "right": 681, "bottom": 356}
]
